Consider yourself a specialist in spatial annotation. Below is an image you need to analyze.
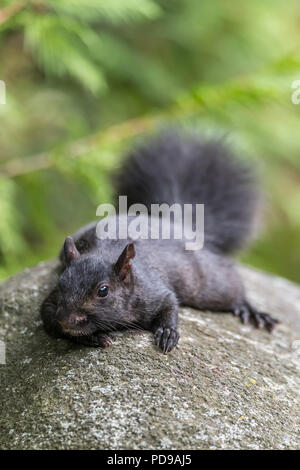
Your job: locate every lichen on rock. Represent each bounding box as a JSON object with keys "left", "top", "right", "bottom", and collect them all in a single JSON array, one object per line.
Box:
[{"left": 0, "top": 261, "right": 299, "bottom": 449}]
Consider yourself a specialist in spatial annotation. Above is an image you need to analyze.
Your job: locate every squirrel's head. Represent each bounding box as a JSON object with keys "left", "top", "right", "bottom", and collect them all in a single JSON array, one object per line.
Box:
[{"left": 56, "top": 236, "right": 136, "bottom": 337}]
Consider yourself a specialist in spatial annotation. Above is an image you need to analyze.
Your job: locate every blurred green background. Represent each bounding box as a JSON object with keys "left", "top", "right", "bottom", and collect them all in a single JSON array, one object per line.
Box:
[{"left": 0, "top": 0, "right": 299, "bottom": 283}]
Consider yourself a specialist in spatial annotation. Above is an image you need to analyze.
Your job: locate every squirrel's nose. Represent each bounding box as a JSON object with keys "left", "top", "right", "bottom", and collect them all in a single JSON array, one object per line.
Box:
[
  {"left": 73, "top": 315, "right": 87, "bottom": 325},
  {"left": 57, "top": 309, "right": 87, "bottom": 328}
]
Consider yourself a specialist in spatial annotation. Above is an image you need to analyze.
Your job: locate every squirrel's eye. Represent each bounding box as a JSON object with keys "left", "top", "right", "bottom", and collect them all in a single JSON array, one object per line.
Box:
[{"left": 97, "top": 285, "right": 109, "bottom": 298}]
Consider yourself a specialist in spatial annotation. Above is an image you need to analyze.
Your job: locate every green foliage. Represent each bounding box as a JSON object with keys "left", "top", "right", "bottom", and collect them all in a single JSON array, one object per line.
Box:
[
  {"left": 8, "top": 0, "right": 166, "bottom": 95},
  {"left": 0, "top": 0, "right": 300, "bottom": 282},
  {"left": 0, "top": 179, "right": 25, "bottom": 261}
]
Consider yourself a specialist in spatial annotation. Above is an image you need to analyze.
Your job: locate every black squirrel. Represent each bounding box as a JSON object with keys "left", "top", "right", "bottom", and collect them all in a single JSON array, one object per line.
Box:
[{"left": 41, "top": 131, "right": 279, "bottom": 353}]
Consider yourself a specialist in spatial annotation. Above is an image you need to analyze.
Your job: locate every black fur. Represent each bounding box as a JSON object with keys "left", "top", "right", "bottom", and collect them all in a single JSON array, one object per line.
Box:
[{"left": 115, "top": 132, "right": 259, "bottom": 254}]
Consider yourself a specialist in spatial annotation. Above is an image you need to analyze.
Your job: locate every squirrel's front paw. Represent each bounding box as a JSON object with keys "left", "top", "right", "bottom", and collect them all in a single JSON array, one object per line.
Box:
[
  {"left": 233, "top": 302, "right": 279, "bottom": 333},
  {"left": 154, "top": 327, "right": 179, "bottom": 353}
]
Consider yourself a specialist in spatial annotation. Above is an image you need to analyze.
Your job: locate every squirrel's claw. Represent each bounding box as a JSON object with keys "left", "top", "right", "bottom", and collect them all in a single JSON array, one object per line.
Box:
[
  {"left": 154, "top": 327, "right": 179, "bottom": 353},
  {"left": 74, "top": 333, "right": 113, "bottom": 348},
  {"left": 233, "top": 303, "right": 279, "bottom": 333},
  {"left": 97, "top": 334, "right": 113, "bottom": 348}
]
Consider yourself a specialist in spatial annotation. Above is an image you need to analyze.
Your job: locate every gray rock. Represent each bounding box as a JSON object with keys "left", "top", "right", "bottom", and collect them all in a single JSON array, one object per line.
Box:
[{"left": 0, "top": 260, "right": 299, "bottom": 450}]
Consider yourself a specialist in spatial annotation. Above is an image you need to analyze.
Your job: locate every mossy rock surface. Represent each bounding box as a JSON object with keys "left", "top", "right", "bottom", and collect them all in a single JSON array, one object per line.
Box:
[{"left": 0, "top": 261, "right": 299, "bottom": 449}]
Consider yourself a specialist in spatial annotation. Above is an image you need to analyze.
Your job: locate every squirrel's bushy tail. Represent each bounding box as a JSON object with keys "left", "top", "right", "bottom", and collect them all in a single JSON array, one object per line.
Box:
[{"left": 115, "top": 131, "right": 260, "bottom": 254}]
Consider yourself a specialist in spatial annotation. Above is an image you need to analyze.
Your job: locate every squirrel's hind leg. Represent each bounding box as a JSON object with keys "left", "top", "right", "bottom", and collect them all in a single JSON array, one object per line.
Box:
[{"left": 232, "top": 301, "right": 279, "bottom": 332}]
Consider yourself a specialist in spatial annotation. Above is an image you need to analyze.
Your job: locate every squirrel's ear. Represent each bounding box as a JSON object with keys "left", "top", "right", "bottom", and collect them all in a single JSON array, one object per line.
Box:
[
  {"left": 64, "top": 236, "right": 80, "bottom": 265},
  {"left": 114, "top": 243, "right": 135, "bottom": 281}
]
